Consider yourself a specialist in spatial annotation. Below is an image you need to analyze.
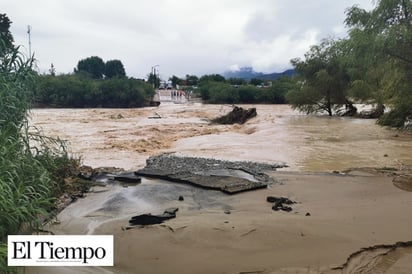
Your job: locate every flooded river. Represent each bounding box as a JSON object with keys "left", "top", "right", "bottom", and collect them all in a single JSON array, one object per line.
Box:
[
  {"left": 26, "top": 102, "right": 412, "bottom": 274},
  {"left": 30, "top": 103, "right": 412, "bottom": 172}
]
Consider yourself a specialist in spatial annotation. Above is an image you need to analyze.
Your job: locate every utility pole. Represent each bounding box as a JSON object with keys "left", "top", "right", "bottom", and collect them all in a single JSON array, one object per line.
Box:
[
  {"left": 151, "top": 65, "right": 159, "bottom": 89},
  {"left": 27, "top": 25, "right": 32, "bottom": 57}
]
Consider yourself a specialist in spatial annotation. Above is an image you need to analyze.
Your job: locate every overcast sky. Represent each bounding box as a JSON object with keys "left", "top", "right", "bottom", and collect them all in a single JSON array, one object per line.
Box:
[{"left": 4, "top": 0, "right": 373, "bottom": 79}]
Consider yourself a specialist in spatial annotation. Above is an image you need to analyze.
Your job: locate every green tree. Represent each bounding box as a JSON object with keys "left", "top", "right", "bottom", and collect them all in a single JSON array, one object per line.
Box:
[
  {"left": 199, "top": 74, "right": 226, "bottom": 83},
  {"left": 0, "top": 14, "right": 14, "bottom": 55},
  {"left": 169, "top": 75, "right": 183, "bottom": 88},
  {"left": 286, "top": 39, "right": 350, "bottom": 116},
  {"left": 250, "top": 78, "right": 263, "bottom": 86},
  {"left": 75, "top": 56, "right": 105, "bottom": 79},
  {"left": 186, "top": 74, "right": 199, "bottom": 86},
  {"left": 147, "top": 71, "right": 160, "bottom": 88},
  {"left": 238, "top": 85, "right": 258, "bottom": 103},
  {"left": 35, "top": 74, "right": 154, "bottom": 108},
  {"left": 199, "top": 82, "right": 239, "bottom": 104},
  {"left": 345, "top": 0, "right": 412, "bottom": 127},
  {"left": 262, "top": 77, "right": 296, "bottom": 104},
  {"left": 227, "top": 77, "right": 247, "bottom": 86},
  {"left": 105, "top": 59, "right": 126, "bottom": 78}
]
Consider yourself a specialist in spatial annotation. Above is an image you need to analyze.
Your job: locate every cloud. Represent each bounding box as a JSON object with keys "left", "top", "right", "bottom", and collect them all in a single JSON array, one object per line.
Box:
[{"left": 4, "top": 0, "right": 374, "bottom": 78}]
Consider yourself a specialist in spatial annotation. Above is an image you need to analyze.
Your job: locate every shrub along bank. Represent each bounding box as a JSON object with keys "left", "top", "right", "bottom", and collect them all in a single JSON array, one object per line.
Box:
[
  {"left": 0, "top": 25, "right": 82, "bottom": 273},
  {"left": 35, "top": 75, "right": 155, "bottom": 108},
  {"left": 197, "top": 76, "right": 296, "bottom": 104}
]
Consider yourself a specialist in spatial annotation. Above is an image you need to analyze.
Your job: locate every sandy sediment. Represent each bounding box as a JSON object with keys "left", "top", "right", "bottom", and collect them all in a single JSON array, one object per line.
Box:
[{"left": 25, "top": 169, "right": 412, "bottom": 274}]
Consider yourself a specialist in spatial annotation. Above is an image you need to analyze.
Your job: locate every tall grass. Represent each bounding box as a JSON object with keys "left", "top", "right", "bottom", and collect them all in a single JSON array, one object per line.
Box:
[{"left": 0, "top": 36, "right": 74, "bottom": 272}]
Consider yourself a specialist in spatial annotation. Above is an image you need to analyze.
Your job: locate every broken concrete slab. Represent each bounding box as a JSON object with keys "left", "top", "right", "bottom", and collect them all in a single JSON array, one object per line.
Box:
[{"left": 135, "top": 153, "right": 287, "bottom": 194}]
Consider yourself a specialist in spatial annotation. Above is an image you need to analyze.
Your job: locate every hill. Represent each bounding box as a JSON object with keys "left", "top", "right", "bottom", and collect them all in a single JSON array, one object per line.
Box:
[{"left": 224, "top": 67, "right": 294, "bottom": 80}]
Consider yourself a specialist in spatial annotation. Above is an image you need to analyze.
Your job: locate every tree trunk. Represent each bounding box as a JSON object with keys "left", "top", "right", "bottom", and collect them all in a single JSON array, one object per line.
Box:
[{"left": 326, "top": 90, "right": 332, "bottom": 116}]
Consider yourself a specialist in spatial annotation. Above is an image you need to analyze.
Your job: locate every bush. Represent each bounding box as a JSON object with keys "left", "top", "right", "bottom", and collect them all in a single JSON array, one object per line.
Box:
[
  {"left": 35, "top": 75, "right": 155, "bottom": 108},
  {"left": 198, "top": 77, "right": 295, "bottom": 104},
  {"left": 378, "top": 104, "right": 412, "bottom": 129}
]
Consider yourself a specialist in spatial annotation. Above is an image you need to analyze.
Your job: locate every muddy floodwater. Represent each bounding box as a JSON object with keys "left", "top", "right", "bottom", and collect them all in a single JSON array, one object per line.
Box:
[{"left": 30, "top": 103, "right": 412, "bottom": 172}]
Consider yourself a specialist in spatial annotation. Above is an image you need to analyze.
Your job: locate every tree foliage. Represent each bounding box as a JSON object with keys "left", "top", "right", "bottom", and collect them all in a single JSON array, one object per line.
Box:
[
  {"left": 105, "top": 59, "right": 126, "bottom": 78},
  {"left": 227, "top": 77, "right": 247, "bottom": 86},
  {"left": 75, "top": 56, "right": 105, "bottom": 79},
  {"left": 198, "top": 77, "right": 294, "bottom": 104},
  {"left": 147, "top": 71, "right": 160, "bottom": 88},
  {"left": 287, "top": 0, "right": 411, "bottom": 128},
  {"left": 345, "top": 0, "right": 412, "bottom": 127},
  {"left": 185, "top": 74, "right": 199, "bottom": 86},
  {"left": 199, "top": 74, "right": 226, "bottom": 83},
  {"left": 35, "top": 74, "right": 154, "bottom": 107},
  {"left": 170, "top": 75, "right": 183, "bottom": 87},
  {"left": 287, "top": 39, "right": 350, "bottom": 116},
  {"left": 0, "top": 13, "right": 14, "bottom": 55},
  {"left": 250, "top": 78, "right": 264, "bottom": 86}
]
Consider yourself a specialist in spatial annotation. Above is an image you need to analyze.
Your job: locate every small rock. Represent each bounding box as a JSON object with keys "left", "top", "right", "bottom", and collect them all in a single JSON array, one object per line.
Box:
[
  {"left": 272, "top": 204, "right": 292, "bottom": 212},
  {"left": 267, "top": 196, "right": 295, "bottom": 205},
  {"left": 305, "top": 212, "right": 311, "bottom": 216},
  {"left": 384, "top": 154, "right": 388, "bottom": 157},
  {"left": 178, "top": 195, "right": 184, "bottom": 201},
  {"left": 224, "top": 209, "right": 231, "bottom": 214}
]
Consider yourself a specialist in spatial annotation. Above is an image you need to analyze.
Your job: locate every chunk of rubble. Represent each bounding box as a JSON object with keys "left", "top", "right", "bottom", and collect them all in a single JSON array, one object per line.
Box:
[
  {"left": 135, "top": 153, "right": 287, "bottom": 194},
  {"left": 266, "top": 196, "right": 296, "bottom": 212},
  {"left": 210, "top": 105, "right": 257, "bottom": 124},
  {"left": 129, "top": 208, "right": 179, "bottom": 226}
]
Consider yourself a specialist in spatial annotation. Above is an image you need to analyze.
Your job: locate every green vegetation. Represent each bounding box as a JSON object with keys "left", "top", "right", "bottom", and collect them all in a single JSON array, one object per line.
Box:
[
  {"left": 147, "top": 71, "right": 160, "bottom": 89},
  {"left": 105, "top": 59, "right": 126, "bottom": 79},
  {"left": 35, "top": 75, "right": 154, "bottom": 107},
  {"left": 0, "top": 14, "right": 81, "bottom": 272},
  {"left": 74, "top": 56, "right": 127, "bottom": 79},
  {"left": 43, "top": 56, "right": 152, "bottom": 108},
  {"left": 198, "top": 75, "right": 295, "bottom": 104},
  {"left": 0, "top": 14, "right": 14, "bottom": 56},
  {"left": 75, "top": 56, "right": 105, "bottom": 79},
  {"left": 286, "top": 39, "right": 350, "bottom": 116},
  {"left": 287, "top": 0, "right": 411, "bottom": 128}
]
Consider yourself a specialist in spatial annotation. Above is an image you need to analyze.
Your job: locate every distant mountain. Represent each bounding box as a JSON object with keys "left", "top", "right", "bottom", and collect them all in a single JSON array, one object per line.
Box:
[{"left": 224, "top": 67, "right": 294, "bottom": 81}]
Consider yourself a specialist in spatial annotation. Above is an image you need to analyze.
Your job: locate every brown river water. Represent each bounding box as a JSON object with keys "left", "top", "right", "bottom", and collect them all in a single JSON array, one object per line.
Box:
[{"left": 30, "top": 103, "right": 412, "bottom": 172}]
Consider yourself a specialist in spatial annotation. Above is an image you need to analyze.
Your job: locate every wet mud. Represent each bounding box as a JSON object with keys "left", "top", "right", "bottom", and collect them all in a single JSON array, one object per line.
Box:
[{"left": 332, "top": 241, "right": 412, "bottom": 274}]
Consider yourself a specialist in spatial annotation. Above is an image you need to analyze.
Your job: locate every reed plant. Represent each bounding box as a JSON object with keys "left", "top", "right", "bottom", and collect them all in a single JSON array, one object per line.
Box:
[{"left": 0, "top": 34, "right": 75, "bottom": 273}]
